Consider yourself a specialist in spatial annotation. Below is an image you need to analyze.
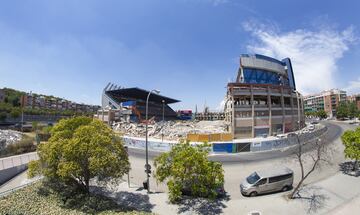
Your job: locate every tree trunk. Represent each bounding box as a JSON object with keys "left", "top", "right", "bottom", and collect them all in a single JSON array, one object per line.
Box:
[{"left": 290, "top": 178, "right": 304, "bottom": 199}]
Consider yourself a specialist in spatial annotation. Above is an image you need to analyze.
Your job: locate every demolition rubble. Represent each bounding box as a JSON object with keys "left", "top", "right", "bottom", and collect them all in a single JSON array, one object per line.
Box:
[
  {"left": 113, "top": 120, "right": 230, "bottom": 141},
  {"left": 0, "top": 130, "right": 23, "bottom": 149}
]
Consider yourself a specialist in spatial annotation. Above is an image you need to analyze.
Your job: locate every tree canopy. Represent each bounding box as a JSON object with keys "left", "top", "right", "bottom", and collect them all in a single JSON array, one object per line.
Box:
[
  {"left": 341, "top": 127, "right": 360, "bottom": 170},
  {"left": 28, "top": 117, "right": 130, "bottom": 192},
  {"left": 154, "top": 142, "right": 224, "bottom": 202}
]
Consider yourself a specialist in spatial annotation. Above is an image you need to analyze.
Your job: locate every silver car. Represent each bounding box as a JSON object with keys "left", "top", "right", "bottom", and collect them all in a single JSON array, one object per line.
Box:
[{"left": 240, "top": 167, "right": 293, "bottom": 197}]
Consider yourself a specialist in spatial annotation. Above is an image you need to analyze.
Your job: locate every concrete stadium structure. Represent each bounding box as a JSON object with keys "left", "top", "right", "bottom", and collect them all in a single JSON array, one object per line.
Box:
[{"left": 224, "top": 54, "right": 305, "bottom": 139}]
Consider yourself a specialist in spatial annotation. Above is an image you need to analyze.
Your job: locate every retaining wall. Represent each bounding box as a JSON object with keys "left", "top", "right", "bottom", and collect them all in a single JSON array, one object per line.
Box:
[{"left": 0, "top": 152, "right": 38, "bottom": 185}]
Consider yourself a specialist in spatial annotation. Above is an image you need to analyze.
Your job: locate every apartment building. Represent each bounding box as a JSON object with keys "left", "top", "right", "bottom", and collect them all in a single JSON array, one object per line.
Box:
[{"left": 304, "top": 89, "right": 347, "bottom": 117}]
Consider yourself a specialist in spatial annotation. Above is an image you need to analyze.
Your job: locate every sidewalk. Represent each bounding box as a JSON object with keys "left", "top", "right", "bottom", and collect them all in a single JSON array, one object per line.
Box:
[{"left": 94, "top": 170, "right": 359, "bottom": 215}]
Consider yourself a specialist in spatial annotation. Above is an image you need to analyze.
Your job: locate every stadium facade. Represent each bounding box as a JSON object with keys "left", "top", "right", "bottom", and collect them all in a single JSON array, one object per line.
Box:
[
  {"left": 224, "top": 54, "right": 305, "bottom": 139},
  {"left": 100, "top": 83, "right": 179, "bottom": 122}
]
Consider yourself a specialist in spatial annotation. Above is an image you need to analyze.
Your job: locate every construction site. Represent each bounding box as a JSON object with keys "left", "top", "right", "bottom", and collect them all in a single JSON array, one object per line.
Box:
[{"left": 95, "top": 54, "right": 305, "bottom": 143}]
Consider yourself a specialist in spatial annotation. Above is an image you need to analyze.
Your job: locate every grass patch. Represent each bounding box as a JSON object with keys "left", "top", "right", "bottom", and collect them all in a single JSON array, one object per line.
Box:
[{"left": 0, "top": 181, "right": 153, "bottom": 215}]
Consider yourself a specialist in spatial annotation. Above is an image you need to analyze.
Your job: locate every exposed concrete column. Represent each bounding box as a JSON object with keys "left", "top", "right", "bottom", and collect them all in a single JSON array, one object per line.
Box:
[
  {"left": 280, "top": 88, "right": 285, "bottom": 134},
  {"left": 268, "top": 86, "right": 272, "bottom": 136},
  {"left": 290, "top": 91, "right": 295, "bottom": 131},
  {"left": 250, "top": 85, "right": 255, "bottom": 138},
  {"left": 296, "top": 91, "right": 301, "bottom": 130},
  {"left": 231, "top": 93, "right": 235, "bottom": 138}
]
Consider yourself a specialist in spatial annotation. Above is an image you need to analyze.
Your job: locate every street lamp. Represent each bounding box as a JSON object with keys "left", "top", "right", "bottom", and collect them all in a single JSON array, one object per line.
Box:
[
  {"left": 162, "top": 100, "right": 165, "bottom": 142},
  {"left": 162, "top": 100, "right": 165, "bottom": 122},
  {"left": 145, "top": 89, "right": 160, "bottom": 193}
]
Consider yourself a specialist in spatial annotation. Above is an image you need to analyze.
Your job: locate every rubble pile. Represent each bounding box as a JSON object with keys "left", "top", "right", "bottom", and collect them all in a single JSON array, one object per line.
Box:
[
  {"left": 114, "top": 120, "right": 230, "bottom": 140},
  {"left": 0, "top": 130, "right": 23, "bottom": 149}
]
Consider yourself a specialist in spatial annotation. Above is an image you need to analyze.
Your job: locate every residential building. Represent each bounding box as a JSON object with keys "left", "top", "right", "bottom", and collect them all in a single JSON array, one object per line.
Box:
[
  {"left": 304, "top": 89, "right": 347, "bottom": 118},
  {"left": 224, "top": 54, "right": 305, "bottom": 139},
  {"left": 347, "top": 94, "right": 360, "bottom": 110}
]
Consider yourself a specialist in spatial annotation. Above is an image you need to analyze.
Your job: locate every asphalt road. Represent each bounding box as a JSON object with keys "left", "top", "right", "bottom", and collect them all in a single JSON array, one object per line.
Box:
[
  {"left": 126, "top": 120, "right": 354, "bottom": 199},
  {"left": 0, "top": 120, "right": 355, "bottom": 201}
]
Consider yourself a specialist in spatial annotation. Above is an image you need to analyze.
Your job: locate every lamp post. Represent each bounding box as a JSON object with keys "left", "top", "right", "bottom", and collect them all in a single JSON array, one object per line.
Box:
[
  {"left": 145, "top": 89, "right": 160, "bottom": 193},
  {"left": 162, "top": 100, "right": 165, "bottom": 142}
]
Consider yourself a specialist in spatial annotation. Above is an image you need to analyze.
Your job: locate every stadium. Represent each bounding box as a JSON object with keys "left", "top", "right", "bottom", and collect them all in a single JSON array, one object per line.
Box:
[{"left": 224, "top": 54, "right": 305, "bottom": 139}]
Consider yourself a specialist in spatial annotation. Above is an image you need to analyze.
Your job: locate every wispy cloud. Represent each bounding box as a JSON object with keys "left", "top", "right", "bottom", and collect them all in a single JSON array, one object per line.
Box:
[
  {"left": 345, "top": 77, "right": 360, "bottom": 94},
  {"left": 243, "top": 21, "right": 357, "bottom": 95},
  {"left": 182, "top": 0, "right": 228, "bottom": 7},
  {"left": 209, "top": 0, "right": 228, "bottom": 6}
]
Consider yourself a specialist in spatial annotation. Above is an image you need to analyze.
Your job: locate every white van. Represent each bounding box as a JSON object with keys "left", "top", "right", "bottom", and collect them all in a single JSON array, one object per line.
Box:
[{"left": 240, "top": 167, "right": 293, "bottom": 197}]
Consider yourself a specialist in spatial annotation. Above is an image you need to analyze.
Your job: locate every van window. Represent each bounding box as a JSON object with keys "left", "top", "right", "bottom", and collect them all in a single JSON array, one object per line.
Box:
[
  {"left": 247, "top": 172, "right": 260, "bottom": 184},
  {"left": 256, "top": 178, "right": 267, "bottom": 186},
  {"left": 269, "top": 174, "right": 292, "bottom": 183}
]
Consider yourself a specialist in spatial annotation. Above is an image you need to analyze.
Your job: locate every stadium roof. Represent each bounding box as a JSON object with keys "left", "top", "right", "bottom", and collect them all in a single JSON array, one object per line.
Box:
[{"left": 106, "top": 87, "right": 180, "bottom": 104}]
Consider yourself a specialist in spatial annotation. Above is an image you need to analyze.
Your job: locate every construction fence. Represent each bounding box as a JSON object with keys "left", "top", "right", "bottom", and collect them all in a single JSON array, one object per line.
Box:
[{"left": 186, "top": 133, "right": 233, "bottom": 142}]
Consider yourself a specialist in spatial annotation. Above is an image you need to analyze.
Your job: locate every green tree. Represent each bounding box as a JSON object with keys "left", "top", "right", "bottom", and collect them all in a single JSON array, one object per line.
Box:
[
  {"left": 336, "top": 102, "right": 348, "bottom": 119},
  {"left": 0, "top": 112, "right": 6, "bottom": 121},
  {"left": 154, "top": 142, "right": 224, "bottom": 202},
  {"left": 10, "top": 108, "right": 21, "bottom": 118},
  {"left": 341, "top": 127, "right": 360, "bottom": 171},
  {"left": 316, "top": 110, "right": 327, "bottom": 119},
  {"left": 348, "top": 102, "right": 357, "bottom": 119},
  {"left": 28, "top": 117, "right": 130, "bottom": 193}
]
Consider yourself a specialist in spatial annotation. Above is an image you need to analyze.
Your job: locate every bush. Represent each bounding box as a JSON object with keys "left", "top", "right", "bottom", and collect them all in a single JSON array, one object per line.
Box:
[
  {"left": 154, "top": 142, "right": 224, "bottom": 202},
  {"left": 5, "top": 136, "right": 36, "bottom": 155}
]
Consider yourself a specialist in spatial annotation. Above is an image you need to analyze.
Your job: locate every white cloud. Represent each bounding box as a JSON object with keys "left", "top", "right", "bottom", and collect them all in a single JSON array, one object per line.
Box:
[
  {"left": 209, "top": 0, "right": 228, "bottom": 6},
  {"left": 243, "top": 21, "right": 357, "bottom": 95},
  {"left": 345, "top": 77, "right": 360, "bottom": 94}
]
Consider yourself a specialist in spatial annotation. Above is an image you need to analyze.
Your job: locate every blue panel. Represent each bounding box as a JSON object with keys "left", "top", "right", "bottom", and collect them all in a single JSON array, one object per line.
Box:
[
  {"left": 282, "top": 58, "right": 296, "bottom": 90},
  {"left": 122, "top": 101, "right": 136, "bottom": 106},
  {"left": 243, "top": 68, "right": 289, "bottom": 86},
  {"left": 212, "top": 143, "right": 233, "bottom": 153}
]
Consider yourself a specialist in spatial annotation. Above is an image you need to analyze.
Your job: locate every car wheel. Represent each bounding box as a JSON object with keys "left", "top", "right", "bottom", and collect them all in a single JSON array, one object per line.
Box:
[
  {"left": 282, "top": 186, "right": 289, "bottom": 192},
  {"left": 250, "top": 191, "right": 257, "bottom": 197}
]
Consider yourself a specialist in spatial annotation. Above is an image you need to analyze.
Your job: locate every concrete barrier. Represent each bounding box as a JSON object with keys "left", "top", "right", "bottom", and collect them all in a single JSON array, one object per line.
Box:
[{"left": 0, "top": 152, "right": 38, "bottom": 185}]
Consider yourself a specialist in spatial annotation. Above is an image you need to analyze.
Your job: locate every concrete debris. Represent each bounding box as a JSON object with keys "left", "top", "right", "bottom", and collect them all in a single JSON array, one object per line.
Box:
[
  {"left": 114, "top": 120, "right": 230, "bottom": 140},
  {"left": 0, "top": 130, "right": 23, "bottom": 149}
]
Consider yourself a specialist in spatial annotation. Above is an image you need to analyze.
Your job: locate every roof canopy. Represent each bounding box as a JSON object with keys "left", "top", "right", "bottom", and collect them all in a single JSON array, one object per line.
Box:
[{"left": 106, "top": 87, "right": 180, "bottom": 104}]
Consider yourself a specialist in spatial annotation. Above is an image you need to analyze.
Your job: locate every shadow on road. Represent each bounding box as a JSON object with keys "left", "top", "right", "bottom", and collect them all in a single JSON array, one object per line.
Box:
[
  {"left": 177, "top": 194, "right": 230, "bottom": 215},
  {"left": 92, "top": 186, "right": 155, "bottom": 212},
  {"left": 339, "top": 162, "right": 360, "bottom": 177},
  {"left": 292, "top": 186, "right": 329, "bottom": 214}
]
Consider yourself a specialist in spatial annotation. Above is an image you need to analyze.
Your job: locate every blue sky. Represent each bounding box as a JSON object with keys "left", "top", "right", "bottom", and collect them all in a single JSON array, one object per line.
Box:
[{"left": 0, "top": 0, "right": 360, "bottom": 111}]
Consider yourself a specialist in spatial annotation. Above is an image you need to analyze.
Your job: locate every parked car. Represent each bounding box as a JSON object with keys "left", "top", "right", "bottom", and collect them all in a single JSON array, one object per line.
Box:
[{"left": 240, "top": 167, "right": 293, "bottom": 197}]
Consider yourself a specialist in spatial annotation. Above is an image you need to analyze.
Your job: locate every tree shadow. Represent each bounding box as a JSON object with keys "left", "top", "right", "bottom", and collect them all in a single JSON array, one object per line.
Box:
[
  {"left": 91, "top": 186, "right": 155, "bottom": 213},
  {"left": 176, "top": 194, "right": 230, "bottom": 215},
  {"left": 292, "top": 186, "right": 329, "bottom": 214},
  {"left": 339, "top": 162, "right": 360, "bottom": 177},
  {"left": 37, "top": 180, "right": 154, "bottom": 214}
]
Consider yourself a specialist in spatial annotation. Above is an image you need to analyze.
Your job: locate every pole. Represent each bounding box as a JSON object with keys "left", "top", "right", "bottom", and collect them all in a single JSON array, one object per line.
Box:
[
  {"left": 162, "top": 100, "right": 165, "bottom": 142},
  {"left": 162, "top": 100, "right": 165, "bottom": 122},
  {"left": 145, "top": 92, "right": 151, "bottom": 193},
  {"left": 145, "top": 89, "right": 159, "bottom": 193}
]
